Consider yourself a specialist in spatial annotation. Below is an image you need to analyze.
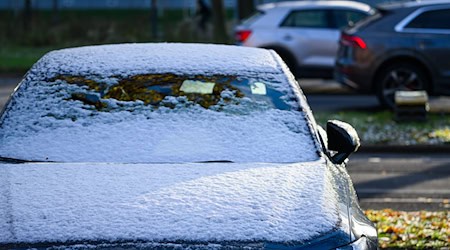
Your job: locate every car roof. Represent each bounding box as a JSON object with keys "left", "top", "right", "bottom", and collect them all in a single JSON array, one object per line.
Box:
[
  {"left": 32, "top": 43, "right": 283, "bottom": 79},
  {"left": 258, "top": 0, "right": 373, "bottom": 12},
  {"left": 378, "top": 0, "right": 450, "bottom": 11}
]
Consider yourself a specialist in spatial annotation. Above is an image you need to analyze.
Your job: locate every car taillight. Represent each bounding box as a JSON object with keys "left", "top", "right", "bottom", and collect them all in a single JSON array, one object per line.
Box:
[
  {"left": 235, "top": 30, "right": 252, "bottom": 43},
  {"left": 340, "top": 33, "right": 367, "bottom": 49}
]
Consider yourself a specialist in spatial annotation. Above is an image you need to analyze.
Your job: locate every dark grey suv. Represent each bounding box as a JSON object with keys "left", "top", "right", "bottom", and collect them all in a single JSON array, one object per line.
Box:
[{"left": 335, "top": 0, "right": 450, "bottom": 108}]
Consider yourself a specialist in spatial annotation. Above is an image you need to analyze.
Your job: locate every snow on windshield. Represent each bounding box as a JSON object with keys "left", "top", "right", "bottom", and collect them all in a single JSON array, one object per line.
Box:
[
  {"left": 0, "top": 72, "right": 318, "bottom": 163},
  {"left": 0, "top": 44, "right": 319, "bottom": 163}
]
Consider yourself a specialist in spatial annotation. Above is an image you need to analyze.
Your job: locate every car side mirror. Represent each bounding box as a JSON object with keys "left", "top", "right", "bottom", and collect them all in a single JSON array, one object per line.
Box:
[{"left": 326, "top": 120, "right": 360, "bottom": 164}]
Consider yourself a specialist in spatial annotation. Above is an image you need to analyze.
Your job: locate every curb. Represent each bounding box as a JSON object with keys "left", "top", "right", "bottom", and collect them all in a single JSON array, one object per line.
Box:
[{"left": 358, "top": 144, "right": 450, "bottom": 153}]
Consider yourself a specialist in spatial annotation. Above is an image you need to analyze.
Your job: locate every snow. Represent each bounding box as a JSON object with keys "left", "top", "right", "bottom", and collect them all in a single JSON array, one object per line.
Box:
[
  {"left": 0, "top": 159, "right": 339, "bottom": 244},
  {"left": 29, "top": 43, "right": 282, "bottom": 80},
  {"left": 0, "top": 43, "right": 319, "bottom": 163},
  {"left": 0, "top": 109, "right": 317, "bottom": 163},
  {"left": 0, "top": 43, "right": 335, "bottom": 245},
  {"left": 0, "top": 74, "right": 318, "bottom": 162}
]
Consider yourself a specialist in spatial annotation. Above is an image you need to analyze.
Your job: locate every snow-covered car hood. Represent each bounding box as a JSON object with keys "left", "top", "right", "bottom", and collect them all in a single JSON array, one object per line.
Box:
[{"left": 0, "top": 159, "right": 341, "bottom": 246}]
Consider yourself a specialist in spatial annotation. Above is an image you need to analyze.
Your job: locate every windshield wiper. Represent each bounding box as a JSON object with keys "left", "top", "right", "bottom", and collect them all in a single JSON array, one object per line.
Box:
[
  {"left": 196, "top": 160, "right": 234, "bottom": 163},
  {"left": 0, "top": 156, "right": 49, "bottom": 164}
]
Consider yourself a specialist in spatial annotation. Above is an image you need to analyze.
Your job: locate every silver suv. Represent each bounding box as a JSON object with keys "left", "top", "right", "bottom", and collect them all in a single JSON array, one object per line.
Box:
[{"left": 235, "top": 1, "right": 374, "bottom": 78}]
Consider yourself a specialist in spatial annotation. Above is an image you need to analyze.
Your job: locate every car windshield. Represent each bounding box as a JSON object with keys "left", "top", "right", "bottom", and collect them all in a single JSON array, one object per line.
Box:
[{"left": 0, "top": 73, "right": 319, "bottom": 163}]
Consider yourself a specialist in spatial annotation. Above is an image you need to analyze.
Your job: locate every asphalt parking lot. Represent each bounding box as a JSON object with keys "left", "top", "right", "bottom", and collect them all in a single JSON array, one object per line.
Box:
[{"left": 348, "top": 152, "right": 450, "bottom": 211}]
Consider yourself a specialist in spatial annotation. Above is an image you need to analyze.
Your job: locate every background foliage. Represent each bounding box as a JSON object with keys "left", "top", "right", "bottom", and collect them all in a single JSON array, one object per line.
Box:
[{"left": 366, "top": 209, "right": 449, "bottom": 249}]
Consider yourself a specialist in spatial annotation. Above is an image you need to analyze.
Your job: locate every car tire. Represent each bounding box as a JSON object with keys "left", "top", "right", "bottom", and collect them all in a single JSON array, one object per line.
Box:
[{"left": 375, "top": 62, "right": 428, "bottom": 109}]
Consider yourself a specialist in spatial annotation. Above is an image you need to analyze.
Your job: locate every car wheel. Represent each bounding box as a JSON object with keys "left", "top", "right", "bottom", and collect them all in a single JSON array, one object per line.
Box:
[{"left": 375, "top": 62, "right": 428, "bottom": 109}]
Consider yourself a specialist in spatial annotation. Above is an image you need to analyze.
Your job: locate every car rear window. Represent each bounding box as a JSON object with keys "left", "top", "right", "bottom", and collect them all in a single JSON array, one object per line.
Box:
[
  {"left": 281, "top": 9, "right": 330, "bottom": 28},
  {"left": 346, "top": 9, "right": 383, "bottom": 32},
  {"left": 332, "top": 9, "right": 371, "bottom": 29},
  {"left": 405, "top": 8, "right": 450, "bottom": 29},
  {"left": 240, "top": 10, "right": 265, "bottom": 26}
]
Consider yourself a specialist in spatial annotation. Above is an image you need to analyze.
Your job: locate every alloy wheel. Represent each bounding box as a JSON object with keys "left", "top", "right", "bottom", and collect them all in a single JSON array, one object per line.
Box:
[{"left": 378, "top": 65, "right": 426, "bottom": 109}]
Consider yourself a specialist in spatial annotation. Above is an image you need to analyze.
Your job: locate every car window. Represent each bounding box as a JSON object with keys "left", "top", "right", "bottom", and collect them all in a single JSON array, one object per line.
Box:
[
  {"left": 281, "top": 9, "right": 331, "bottom": 28},
  {"left": 240, "top": 10, "right": 265, "bottom": 26},
  {"left": 406, "top": 8, "right": 450, "bottom": 29},
  {"left": 54, "top": 74, "right": 293, "bottom": 111},
  {"left": 0, "top": 73, "right": 319, "bottom": 163},
  {"left": 332, "top": 9, "right": 369, "bottom": 29}
]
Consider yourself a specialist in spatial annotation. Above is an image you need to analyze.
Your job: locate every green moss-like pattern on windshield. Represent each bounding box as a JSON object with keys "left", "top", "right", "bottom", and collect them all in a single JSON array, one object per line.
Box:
[
  {"left": 53, "top": 75, "right": 106, "bottom": 92},
  {"left": 55, "top": 73, "right": 245, "bottom": 110}
]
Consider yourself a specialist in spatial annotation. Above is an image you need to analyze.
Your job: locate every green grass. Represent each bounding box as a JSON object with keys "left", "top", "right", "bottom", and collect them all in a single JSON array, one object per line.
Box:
[
  {"left": 0, "top": 8, "right": 236, "bottom": 72},
  {"left": 0, "top": 46, "right": 58, "bottom": 73},
  {"left": 315, "top": 111, "right": 450, "bottom": 145}
]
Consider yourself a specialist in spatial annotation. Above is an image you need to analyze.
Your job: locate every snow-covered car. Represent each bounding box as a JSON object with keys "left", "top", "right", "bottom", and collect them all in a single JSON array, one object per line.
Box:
[{"left": 0, "top": 44, "right": 377, "bottom": 249}]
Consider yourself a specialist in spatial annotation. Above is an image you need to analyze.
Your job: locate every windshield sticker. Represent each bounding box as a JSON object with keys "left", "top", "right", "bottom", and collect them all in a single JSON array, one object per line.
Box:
[
  {"left": 180, "top": 80, "right": 215, "bottom": 94},
  {"left": 251, "top": 82, "right": 267, "bottom": 95}
]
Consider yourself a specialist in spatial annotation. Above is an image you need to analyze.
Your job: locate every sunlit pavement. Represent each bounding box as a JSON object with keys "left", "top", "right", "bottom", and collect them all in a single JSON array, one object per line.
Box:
[
  {"left": 299, "top": 78, "right": 353, "bottom": 95},
  {"left": 348, "top": 152, "right": 450, "bottom": 211}
]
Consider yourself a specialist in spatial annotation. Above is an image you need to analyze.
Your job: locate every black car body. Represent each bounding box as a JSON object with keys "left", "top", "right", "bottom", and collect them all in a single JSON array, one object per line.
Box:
[
  {"left": 335, "top": 0, "right": 450, "bottom": 107},
  {"left": 0, "top": 43, "right": 376, "bottom": 249}
]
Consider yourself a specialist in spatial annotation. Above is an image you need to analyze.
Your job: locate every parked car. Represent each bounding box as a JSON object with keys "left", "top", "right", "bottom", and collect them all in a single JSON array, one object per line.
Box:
[
  {"left": 335, "top": 0, "right": 450, "bottom": 108},
  {"left": 235, "top": 0, "right": 375, "bottom": 78},
  {"left": 0, "top": 43, "right": 377, "bottom": 249}
]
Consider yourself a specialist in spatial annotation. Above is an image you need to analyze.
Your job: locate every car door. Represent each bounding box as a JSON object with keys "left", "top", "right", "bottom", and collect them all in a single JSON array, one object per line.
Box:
[
  {"left": 403, "top": 7, "right": 450, "bottom": 84},
  {"left": 278, "top": 8, "right": 336, "bottom": 69},
  {"left": 277, "top": 8, "right": 369, "bottom": 70}
]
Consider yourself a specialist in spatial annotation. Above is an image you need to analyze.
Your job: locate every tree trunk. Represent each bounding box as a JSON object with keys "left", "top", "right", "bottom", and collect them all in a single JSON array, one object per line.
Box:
[
  {"left": 211, "top": 0, "right": 228, "bottom": 43},
  {"left": 151, "top": 0, "right": 158, "bottom": 40},
  {"left": 237, "top": 0, "right": 255, "bottom": 21},
  {"left": 23, "top": 0, "right": 32, "bottom": 31},
  {"left": 52, "top": 0, "right": 60, "bottom": 25}
]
